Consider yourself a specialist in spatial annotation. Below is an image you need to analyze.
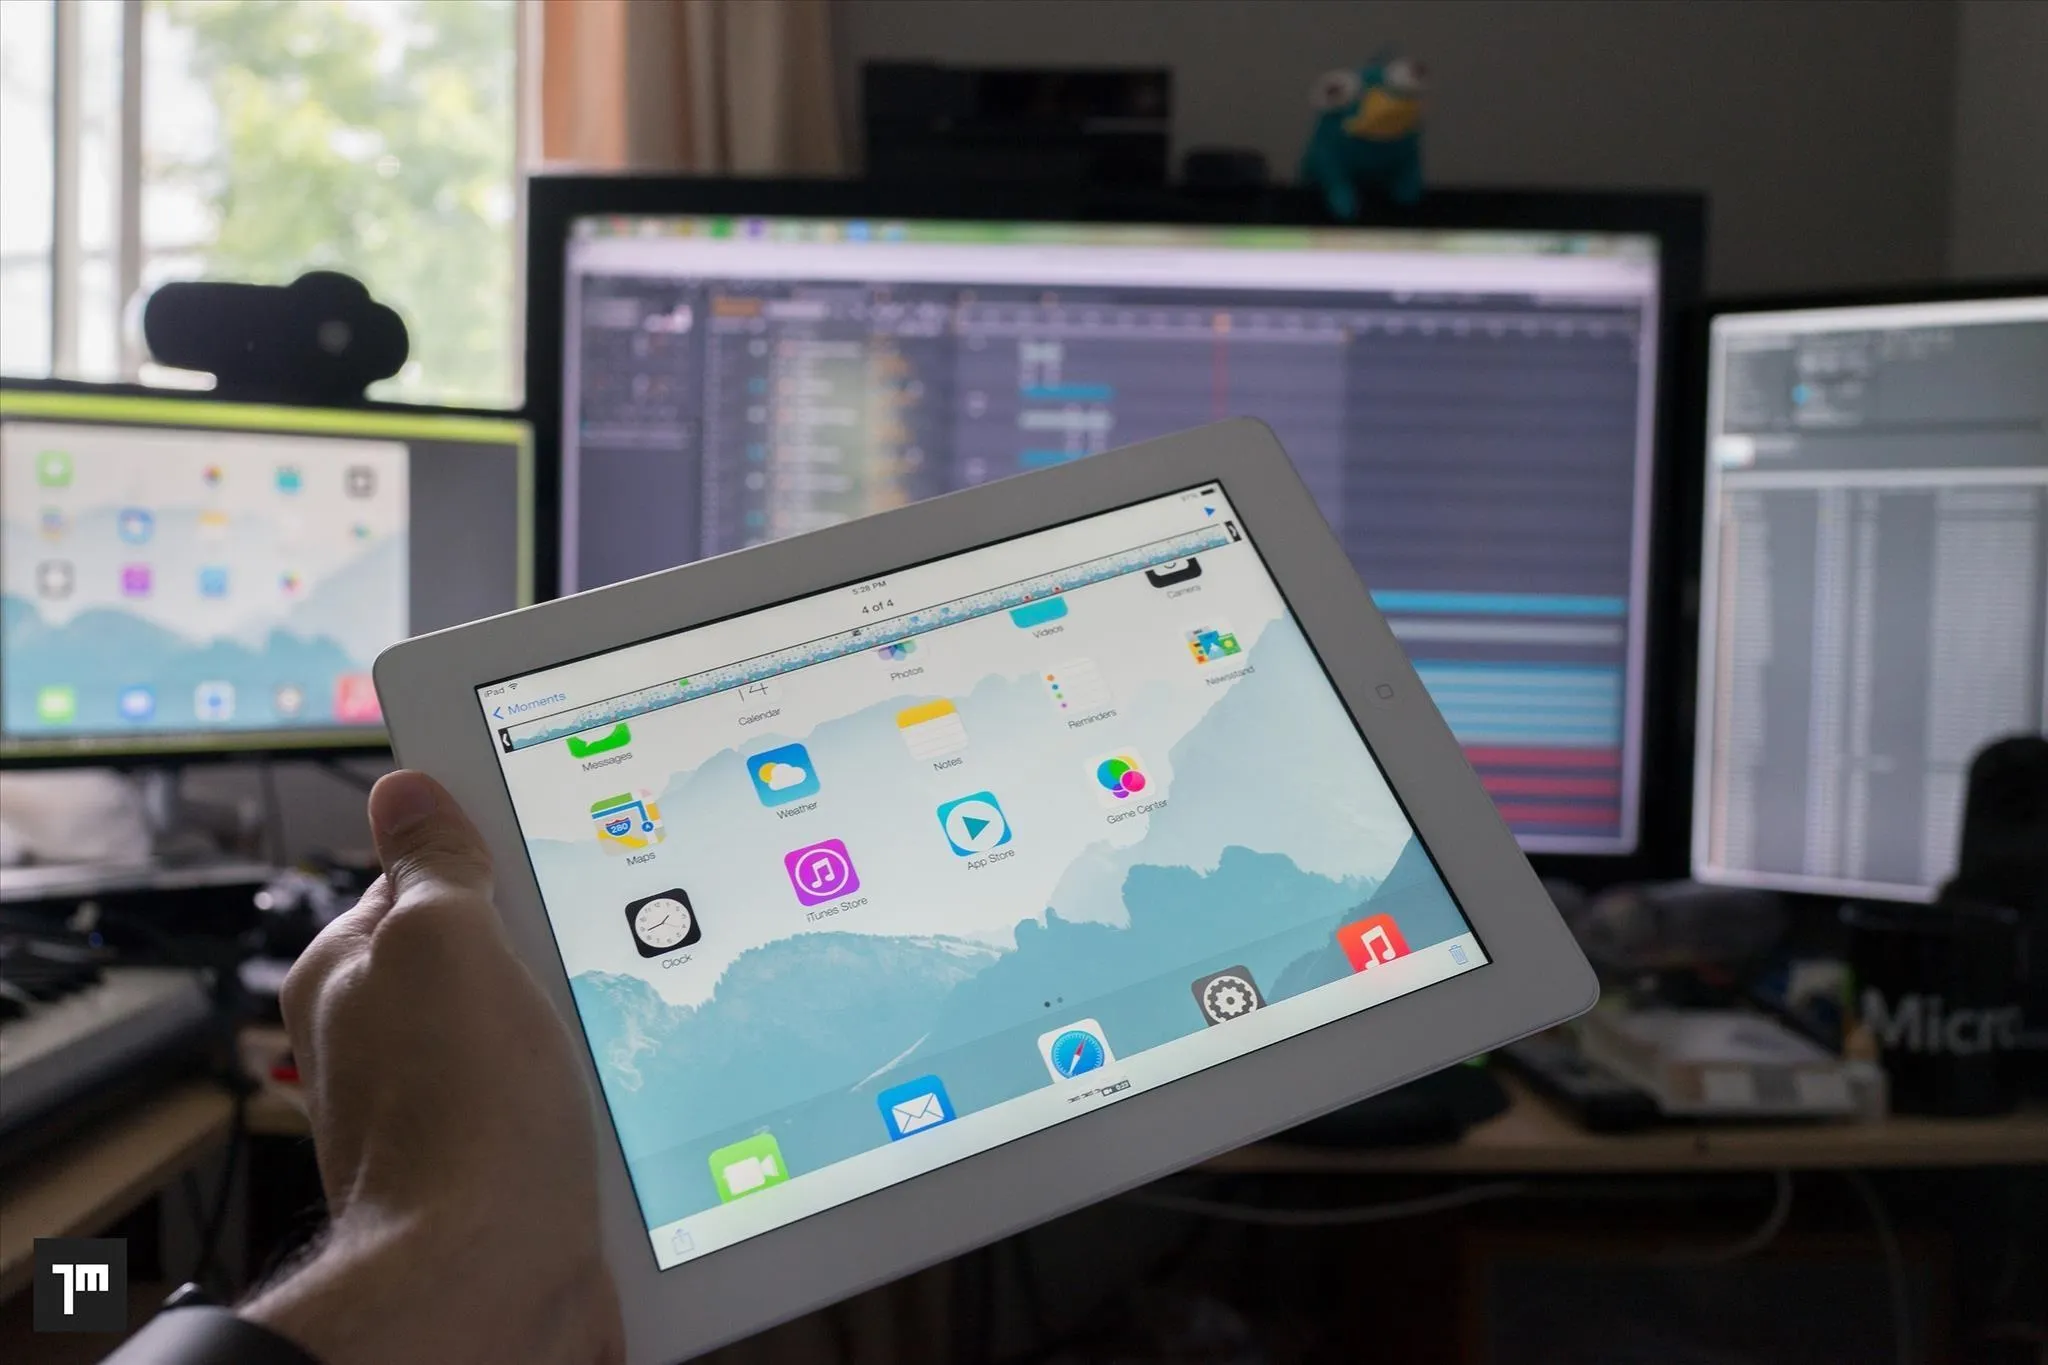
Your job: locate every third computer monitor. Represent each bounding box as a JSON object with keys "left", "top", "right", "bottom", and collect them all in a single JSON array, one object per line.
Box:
[
  {"left": 555, "top": 214, "right": 1669, "bottom": 854},
  {"left": 1695, "top": 291, "right": 2048, "bottom": 901}
]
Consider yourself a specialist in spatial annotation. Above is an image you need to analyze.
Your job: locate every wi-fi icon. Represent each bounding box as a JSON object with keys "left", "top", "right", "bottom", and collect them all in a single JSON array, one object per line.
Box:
[{"left": 1203, "top": 506, "right": 1216, "bottom": 516}]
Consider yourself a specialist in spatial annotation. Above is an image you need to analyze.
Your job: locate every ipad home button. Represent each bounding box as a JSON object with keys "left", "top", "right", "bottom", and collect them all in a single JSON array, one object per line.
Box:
[{"left": 1368, "top": 680, "right": 1399, "bottom": 707}]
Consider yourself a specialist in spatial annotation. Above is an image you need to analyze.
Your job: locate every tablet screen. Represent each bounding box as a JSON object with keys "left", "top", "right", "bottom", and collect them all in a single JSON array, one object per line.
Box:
[{"left": 482, "top": 484, "right": 1487, "bottom": 1267}]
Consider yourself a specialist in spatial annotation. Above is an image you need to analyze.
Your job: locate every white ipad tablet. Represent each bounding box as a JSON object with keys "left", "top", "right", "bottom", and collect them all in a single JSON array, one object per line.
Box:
[{"left": 374, "top": 418, "right": 1595, "bottom": 1363}]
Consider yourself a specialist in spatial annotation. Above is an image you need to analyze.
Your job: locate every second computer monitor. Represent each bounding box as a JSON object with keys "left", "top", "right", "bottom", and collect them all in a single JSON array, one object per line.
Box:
[
  {"left": 556, "top": 214, "right": 1669, "bottom": 853},
  {"left": 1694, "top": 290, "right": 2048, "bottom": 901},
  {"left": 1, "top": 386, "right": 531, "bottom": 762}
]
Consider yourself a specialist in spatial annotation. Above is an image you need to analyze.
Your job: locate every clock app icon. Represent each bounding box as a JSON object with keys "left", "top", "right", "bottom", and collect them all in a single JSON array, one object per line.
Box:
[{"left": 625, "top": 889, "right": 700, "bottom": 957}]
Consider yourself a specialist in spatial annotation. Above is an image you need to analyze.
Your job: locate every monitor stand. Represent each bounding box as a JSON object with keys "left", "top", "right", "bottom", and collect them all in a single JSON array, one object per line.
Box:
[{"left": 0, "top": 768, "right": 275, "bottom": 908}]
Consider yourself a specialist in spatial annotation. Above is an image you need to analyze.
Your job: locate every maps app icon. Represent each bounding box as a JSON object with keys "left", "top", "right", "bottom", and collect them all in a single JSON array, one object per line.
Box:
[{"left": 591, "top": 790, "right": 664, "bottom": 854}]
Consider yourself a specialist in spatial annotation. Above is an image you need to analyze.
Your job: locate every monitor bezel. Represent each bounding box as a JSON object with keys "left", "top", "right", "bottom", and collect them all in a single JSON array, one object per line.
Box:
[
  {"left": 1683, "top": 277, "right": 2048, "bottom": 902},
  {"left": 526, "top": 178, "right": 1705, "bottom": 883},
  {"left": 0, "top": 375, "right": 533, "bottom": 770}
]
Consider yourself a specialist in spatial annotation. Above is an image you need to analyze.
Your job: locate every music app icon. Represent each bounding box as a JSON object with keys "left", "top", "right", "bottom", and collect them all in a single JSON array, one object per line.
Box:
[
  {"left": 784, "top": 838, "right": 861, "bottom": 906},
  {"left": 1336, "top": 914, "right": 1411, "bottom": 973}
]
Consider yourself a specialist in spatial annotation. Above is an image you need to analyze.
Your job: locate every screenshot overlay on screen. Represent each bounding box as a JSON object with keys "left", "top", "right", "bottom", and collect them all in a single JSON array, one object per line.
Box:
[
  {"left": 1694, "top": 296, "right": 2048, "bottom": 901},
  {"left": 559, "top": 217, "right": 1665, "bottom": 852},
  {"left": 482, "top": 482, "right": 1487, "bottom": 1269},
  {"left": 0, "top": 391, "right": 531, "bottom": 757}
]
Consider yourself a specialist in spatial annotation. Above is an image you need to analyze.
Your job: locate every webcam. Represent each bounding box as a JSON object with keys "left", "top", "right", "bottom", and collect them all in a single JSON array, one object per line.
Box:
[{"left": 142, "top": 271, "right": 408, "bottom": 403}]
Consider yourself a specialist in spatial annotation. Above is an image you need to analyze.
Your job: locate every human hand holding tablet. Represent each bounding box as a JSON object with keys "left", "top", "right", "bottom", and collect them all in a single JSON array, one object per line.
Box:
[{"left": 373, "top": 419, "right": 1595, "bottom": 1363}]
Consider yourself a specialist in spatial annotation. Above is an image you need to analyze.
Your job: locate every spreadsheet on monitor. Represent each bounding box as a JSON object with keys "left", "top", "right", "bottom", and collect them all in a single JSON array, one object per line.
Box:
[
  {"left": 557, "top": 217, "right": 1665, "bottom": 853},
  {"left": 1694, "top": 295, "right": 2048, "bottom": 900}
]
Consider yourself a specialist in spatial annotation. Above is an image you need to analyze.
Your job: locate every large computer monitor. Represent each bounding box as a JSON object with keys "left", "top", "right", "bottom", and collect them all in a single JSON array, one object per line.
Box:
[
  {"left": 1693, "top": 287, "right": 2048, "bottom": 901},
  {"left": 1, "top": 384, "right": 532, "bottom": 763},
  {"left": 527, "top": 181, "right": 1702, "bottom": 861}
]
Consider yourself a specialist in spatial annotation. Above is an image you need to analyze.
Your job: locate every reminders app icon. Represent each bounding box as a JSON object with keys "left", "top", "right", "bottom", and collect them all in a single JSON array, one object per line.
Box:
[{"left": 877, "top": 1075, "right": 956, "bottom": 1141}]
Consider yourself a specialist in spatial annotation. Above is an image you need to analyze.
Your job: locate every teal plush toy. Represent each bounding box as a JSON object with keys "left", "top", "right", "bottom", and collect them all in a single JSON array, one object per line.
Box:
[{"left": 1299, "top": 53, "right": 1427, "bottom": 218}]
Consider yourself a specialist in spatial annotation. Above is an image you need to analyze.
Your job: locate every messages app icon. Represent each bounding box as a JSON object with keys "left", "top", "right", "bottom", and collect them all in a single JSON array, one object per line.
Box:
[{"left": 748, "top": 742, "right": 820, "bottom": 806}]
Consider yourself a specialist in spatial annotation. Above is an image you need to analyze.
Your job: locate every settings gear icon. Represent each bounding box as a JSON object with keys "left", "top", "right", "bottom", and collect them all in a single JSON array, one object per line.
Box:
[{"left": 1194, "top": 968, "right": 1264, "bottom": 1024}]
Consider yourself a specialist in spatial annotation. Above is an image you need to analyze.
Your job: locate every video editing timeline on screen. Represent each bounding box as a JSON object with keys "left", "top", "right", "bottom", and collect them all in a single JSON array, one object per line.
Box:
[
  {"left": 569, "top": 271, "right": 1653, "bottom": 847},
  {"left": 1702, "top": 308, "right": 2048, "bottom": 898}
]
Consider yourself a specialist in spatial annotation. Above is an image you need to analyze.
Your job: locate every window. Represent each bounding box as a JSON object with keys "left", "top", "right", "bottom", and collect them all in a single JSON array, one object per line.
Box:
[{"left": 0, "top": 0, "right": 522, "bottom": 406}]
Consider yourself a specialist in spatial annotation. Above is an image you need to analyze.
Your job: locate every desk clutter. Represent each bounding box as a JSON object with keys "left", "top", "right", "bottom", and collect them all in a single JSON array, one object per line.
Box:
[{"left": 0, "top": 179, "right": 2042, "bottom": 1363}]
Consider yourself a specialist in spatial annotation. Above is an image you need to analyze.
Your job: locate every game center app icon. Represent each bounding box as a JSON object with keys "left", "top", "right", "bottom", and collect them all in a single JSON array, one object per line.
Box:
[
  {"left": 937, "top": 792, "right": 1010, "bottom": 856},
  {"left": 1039, "top": 1019, "right": 1113, "bottom": 1081},
  {"left": 625, "top": 889, "right": 699, "bottom": 957},
  {"left": 784, "top": 838, "right": 859, "bottom": 905},
  {"left": 591, "top": 791, "right": 664, "bottom": 854},
  {"left": 1093, "top": 752, "right": 1149, "bottom": 807},
  {"left": 1337, "top": 914, "right": 1411, "bottom": 972}
]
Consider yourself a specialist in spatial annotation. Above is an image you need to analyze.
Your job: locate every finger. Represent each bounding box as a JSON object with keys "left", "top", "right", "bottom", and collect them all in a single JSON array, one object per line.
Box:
[
  {"left": 368, "top": 769, "right": 494, "bottom": 905},
  {"left": 277, "top": 875, "right": 391, "bottom": 1047}
]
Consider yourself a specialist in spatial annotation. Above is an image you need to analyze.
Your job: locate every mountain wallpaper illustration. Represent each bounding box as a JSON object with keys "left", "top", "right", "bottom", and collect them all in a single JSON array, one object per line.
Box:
[
  {"left": 553, "top": 617, "right": 1472, "bottom": 1230},
  {"left": 1, "top": 594, "right": 373, "bottom": 730},
  {"left": 2, "top": 496, "right": 403, "bottom": 733}
]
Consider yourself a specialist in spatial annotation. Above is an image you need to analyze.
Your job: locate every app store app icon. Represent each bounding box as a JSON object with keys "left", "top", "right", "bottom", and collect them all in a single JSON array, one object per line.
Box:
[{"left": 937, "top": 792, "right": 1010, "bottom": 856}]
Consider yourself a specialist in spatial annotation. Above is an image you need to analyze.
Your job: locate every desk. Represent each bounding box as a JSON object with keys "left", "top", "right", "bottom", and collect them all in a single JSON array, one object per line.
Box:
[
  {"left": 0, "top": 1082, "right": 235, "bottom": 1301},
  {"left": 1206, "top": 1074, "right": 2048, "bottom": 1173}
]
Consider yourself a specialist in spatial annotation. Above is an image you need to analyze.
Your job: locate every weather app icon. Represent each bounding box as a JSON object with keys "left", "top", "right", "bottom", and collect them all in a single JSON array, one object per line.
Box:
[{"left": 747, "top": 742, "right": 820, "bottom": 806}]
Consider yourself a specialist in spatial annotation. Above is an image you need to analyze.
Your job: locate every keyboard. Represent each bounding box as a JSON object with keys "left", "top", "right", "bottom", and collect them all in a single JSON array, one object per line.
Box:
[{"left": 0, "top": 936, "right": 214, "bottom": 1139}]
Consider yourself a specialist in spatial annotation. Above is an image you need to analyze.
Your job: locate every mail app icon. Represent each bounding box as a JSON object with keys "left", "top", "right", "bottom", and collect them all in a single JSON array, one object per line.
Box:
[{"left": 877, "top": 1074, "right": 957, "bottom": 1141}]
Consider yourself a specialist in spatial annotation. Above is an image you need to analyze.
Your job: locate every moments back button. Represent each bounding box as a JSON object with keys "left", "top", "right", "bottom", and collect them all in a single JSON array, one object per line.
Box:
[{"left": 34, "top": 1236, "right": 127, "bottom": 1332}]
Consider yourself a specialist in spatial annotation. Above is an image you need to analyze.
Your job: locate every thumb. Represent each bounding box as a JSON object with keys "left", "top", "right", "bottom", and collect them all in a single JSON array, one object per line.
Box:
[{"left": 368, "top": 770, "right": 494, "bottom": 902}]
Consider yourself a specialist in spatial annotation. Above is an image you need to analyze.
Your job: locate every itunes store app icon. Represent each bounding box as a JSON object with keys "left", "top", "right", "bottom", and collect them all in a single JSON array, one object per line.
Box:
[{"left": 784, "top": 838, "right": 860, "bottom": 906}]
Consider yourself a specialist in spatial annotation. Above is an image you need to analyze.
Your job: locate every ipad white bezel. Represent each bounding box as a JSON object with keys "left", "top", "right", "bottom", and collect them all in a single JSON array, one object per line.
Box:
[{"left": 374, "top": 418, "right": 1596, "bottom": 1364}]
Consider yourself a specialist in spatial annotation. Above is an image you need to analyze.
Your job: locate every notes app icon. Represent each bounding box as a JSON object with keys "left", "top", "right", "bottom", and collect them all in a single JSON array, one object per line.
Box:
[
  {"left": 896, "top": 699, "right": 967, "bottom": 761},
  {"left": 591, "top": 790, "right": 664, "bottom": 854}
]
